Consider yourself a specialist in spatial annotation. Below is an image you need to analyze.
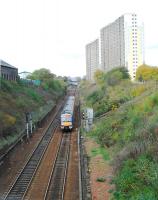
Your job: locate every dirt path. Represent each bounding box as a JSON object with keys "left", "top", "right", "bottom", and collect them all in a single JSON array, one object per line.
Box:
[{"left": 84, "top": 138, "right": 114, "bottom": 200}]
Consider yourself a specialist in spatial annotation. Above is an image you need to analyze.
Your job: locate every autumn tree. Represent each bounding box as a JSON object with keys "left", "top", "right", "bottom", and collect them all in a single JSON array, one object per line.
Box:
[
  {"left": 136, "top": 64, "right": 158, "bottom": 81},
  {"left": 94, "top": 70, "right": 106, "bottom": 88}
]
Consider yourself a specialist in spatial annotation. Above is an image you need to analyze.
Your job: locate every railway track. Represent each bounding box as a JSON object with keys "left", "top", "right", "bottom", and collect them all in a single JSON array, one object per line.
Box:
[
  {"left": 4, "top": 113, "right": 61, "bottom": 200},
  {"left": 24, "top": 101, "right": 80, "bottom": 200},
  {"left": 64, "top": 105, "right": 80, "bottom": 200},
  {"left": 23, "top": 128, "right": 62, "bottom": 199},
  {"left": 4, "top": 91, "right": 81, "bottom": 200},
  {"left": 45, "top": 133, "right": 71, "bottom": 200}
]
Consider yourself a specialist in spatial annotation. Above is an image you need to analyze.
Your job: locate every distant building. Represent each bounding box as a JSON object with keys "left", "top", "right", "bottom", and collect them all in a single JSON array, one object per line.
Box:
[
  {"left": 0, "top": 60, "right": 18, "bottom": 81},
  {"left": 86, "top": 39, "right": 99, "bottom": 81},
  {"left": 68, "top": 77, "right": 79, "bottom": 86},
  {"left": 19, "top": 71, "right": 31, "bottom": 79},
  {"left": 19, "top": 71, "right": 41, "bottom": 86},
  {"left": 101, "top": 13, "right": 144, "bottom": 79}
]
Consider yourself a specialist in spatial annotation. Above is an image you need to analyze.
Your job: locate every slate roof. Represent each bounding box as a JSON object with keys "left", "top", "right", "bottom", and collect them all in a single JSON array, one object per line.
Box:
[{"left": 0, "top": 59, "right": 17, "bottom": 69}]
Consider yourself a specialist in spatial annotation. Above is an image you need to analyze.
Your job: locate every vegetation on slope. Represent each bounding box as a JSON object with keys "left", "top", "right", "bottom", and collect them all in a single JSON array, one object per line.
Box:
[
  {"left": 0, "top": 69, "right": 67, "bottom": 151},
  {"left": 80, "top": 66, "right": 158, "bottom": 199},
  {"left": 80, "top": 67, "right": 152, "bottom": 117}
]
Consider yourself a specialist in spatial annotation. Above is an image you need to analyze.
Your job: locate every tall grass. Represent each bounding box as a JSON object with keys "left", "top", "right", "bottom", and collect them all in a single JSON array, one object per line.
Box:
[{"left": 91, "top": 147, "right": 110, "bottom": 160}]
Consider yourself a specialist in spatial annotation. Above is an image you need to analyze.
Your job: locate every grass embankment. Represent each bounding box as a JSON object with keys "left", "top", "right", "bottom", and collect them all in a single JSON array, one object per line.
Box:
[
  {"left": 80, "top": 67, "right": 158, "bottom": 199},
  {"left": 0, "top": 78, "right": 66, "bottom": 151}
]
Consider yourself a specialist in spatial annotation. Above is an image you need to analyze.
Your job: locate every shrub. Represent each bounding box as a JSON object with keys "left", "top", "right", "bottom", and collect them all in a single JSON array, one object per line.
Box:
[
  {"left": 87, "top": 90, "right": 104, "bottom": 105},
  {"left": 105, "top": 67, "right": 129, "bottom": 86},
  {"left": 96, "top": 177, "right": 106, "bottom": 182},
  {"left": 3, "top": 114, "right": 16, "bottom": 127},
  {"left": 25, "top": 88, "right": 43, "bottom": 103},
  {"left": 1, "top": 79, "right": 14, "bottom": 92},
  {"left": 113, "top": 154, "right": 158, "bottom": 200}
]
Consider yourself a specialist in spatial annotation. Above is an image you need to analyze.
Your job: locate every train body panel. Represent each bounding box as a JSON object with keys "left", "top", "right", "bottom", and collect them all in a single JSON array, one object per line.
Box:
[{"left": 61, "top": 96, "right": 75, "bottom": 131}]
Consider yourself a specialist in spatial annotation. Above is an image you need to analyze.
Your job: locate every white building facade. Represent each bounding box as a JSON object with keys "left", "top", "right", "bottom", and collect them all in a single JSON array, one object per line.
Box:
[
  {"left": 101, "top": 13, "right": 144, "bottom": 79},
  {"left": 86, "top": 39, "right": 99, "bottom": 81}
]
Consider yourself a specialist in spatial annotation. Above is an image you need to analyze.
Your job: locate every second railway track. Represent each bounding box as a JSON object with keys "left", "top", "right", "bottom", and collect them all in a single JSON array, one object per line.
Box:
[{"left": 45, "top": 133, "right": 71, "bottom": 200}]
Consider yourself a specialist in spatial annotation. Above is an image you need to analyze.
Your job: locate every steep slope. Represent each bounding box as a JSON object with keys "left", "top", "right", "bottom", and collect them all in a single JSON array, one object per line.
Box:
[
  {"left": 0, "top": 79, "right": 66, "bottom": 151},
  {"left": 80, "top": 68, "right": 158, "bottom": 199}
]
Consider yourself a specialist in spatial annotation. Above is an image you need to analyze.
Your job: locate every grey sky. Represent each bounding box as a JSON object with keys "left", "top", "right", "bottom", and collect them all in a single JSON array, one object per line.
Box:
[{"left": 0, "top": 0, "right": 158, "bottom": 77}]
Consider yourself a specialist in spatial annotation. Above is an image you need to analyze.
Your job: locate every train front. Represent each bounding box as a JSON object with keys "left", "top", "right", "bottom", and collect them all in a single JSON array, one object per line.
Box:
[{"left": 61, "top": 113, "right": 73, "bottom": 131}]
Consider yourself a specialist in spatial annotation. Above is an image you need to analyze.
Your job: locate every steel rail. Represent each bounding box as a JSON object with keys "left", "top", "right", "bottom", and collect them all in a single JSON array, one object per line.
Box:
[{"left": 43, "top": 132, "right": 63, "bottom": 200}]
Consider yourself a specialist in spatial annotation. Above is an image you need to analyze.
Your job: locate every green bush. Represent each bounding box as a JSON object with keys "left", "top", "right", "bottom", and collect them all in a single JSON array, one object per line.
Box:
[
  {"left": 25, "top": 88, "right": 43, "bottom": 103},
  {"left": 1, "top": 79, "right": 14, "bottom": 92},
  {"left": 105, "top": 67, "right": 129, "bottom": 86},
  {"left": 96, "top": 177, "right": 106, "bottom": 182},
  {"left": 87, "top": 90, "right": 104, "bottom": 105},
  {"left": 113, "top": 154, "right": 158, "bottom": 200},
  {"left": 0, "top": 134, "right": 20, "bottom": 149}
]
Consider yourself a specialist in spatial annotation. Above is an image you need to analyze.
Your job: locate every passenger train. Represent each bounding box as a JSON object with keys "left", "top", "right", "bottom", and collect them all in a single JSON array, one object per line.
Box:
[{"left": 61, "top": 96, "right": 75, "bottom": 131}]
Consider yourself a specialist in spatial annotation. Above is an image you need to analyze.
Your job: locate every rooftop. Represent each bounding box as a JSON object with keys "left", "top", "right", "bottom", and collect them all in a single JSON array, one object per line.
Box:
[{"left": 0, "top": 59, "right": 17, "bottom": 69}]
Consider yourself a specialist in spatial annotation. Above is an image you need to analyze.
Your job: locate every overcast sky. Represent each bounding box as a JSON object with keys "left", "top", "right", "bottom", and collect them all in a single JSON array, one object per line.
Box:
[{"left": 0, "top": 0, "right": 158, "bottom": 77}]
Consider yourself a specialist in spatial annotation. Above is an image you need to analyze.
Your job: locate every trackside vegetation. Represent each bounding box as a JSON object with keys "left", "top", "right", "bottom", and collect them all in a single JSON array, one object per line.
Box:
[
  {"left": 80, "top": 66, "right": 158, "bottom": 199},
  {"left": 0, "top": 69, "right": 67, "bottom": 152}
]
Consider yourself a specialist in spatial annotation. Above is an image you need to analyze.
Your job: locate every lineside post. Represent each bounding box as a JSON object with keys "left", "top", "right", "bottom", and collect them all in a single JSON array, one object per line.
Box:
[{"left": 25, "top": 112, "right": 30, "bottom": 139}]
